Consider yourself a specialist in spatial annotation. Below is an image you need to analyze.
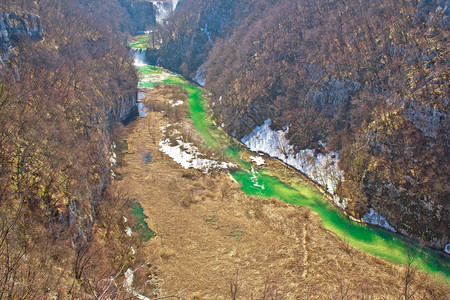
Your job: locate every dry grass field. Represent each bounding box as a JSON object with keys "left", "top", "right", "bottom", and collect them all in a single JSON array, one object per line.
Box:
[{"left": 112, "top": 85, "right": 449, "bottom": 299}]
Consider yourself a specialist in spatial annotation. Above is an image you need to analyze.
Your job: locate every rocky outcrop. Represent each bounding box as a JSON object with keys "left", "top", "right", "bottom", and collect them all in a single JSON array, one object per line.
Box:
[
  {"left": 152, "top": 0, "right": 178, "bottom": 22},
  {"left": 121, "top": 1, "right": 156, "bottom": 32},
  {"left": 0, "top": 11, "right": 42, "bottom": 64},
  {"left": 404, "top": 100, "right": 449, "bottom": 139}
]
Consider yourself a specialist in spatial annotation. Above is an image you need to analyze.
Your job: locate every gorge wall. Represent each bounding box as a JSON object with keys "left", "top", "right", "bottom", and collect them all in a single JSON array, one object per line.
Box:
[
  {"left": 0, "top": 1, "right": 142, "bottom": 297},
  {"left": 158, "top": 0, "right": 449, "bottom": 251}
]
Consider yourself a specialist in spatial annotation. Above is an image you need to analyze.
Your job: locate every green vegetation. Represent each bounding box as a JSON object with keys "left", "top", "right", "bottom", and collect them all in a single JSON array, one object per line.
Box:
[
  {"left": 129, "top": 41, "right": 147, "bottom": 49},
  {"left": 131, "top": 201, "right": 154, "bottom": 241},
  {"left": 128, "top": 35, "right": 154, "bottom": 50}
]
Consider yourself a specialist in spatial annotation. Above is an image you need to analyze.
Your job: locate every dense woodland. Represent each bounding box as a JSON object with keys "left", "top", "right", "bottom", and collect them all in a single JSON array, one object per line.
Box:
[
  {"left": 0, "top": 0, "right": 447, "bottom": 298},
  {"left": 159, "top": 0, "right": 449, "bottom": 249},
  {"left": 0, "top": 0, "right": 152, "bottom": 297}
]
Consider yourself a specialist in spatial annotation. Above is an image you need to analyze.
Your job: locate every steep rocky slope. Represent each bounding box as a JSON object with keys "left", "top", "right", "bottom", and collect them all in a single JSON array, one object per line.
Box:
[
  {"left": 0, "top": 1, "right": 144, "bottom": 297},
  {"left": 159, "top": 0, "right": 449, "bottom": 250},
  {"left": 0, "top": 11, "right": 42, "bottom": 65}
]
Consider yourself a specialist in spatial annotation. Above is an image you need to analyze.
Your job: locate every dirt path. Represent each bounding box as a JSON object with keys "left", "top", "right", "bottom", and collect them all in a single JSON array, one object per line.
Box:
[{"left": 112, "top": 86, "right": 445, "bottom": 299}]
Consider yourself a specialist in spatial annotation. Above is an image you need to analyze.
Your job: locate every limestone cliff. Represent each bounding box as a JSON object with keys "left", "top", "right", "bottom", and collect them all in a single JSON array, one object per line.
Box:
[{"left": 0, "top": 11, "right": 42, "bottom": 65}]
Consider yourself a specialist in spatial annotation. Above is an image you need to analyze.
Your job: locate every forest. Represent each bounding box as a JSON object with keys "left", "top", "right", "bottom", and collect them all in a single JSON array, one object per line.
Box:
[
  {"left": 0, "top": 0, "right": 154, "bottom": 297},
  {"left": 158, "top": 0, "right": 449, "bottom": 250},
  {"left": 0, "top": 0, "right": 448, "bottom": 298}
]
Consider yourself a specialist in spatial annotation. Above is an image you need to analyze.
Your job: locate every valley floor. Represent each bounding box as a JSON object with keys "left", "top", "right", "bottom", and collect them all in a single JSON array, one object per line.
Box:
[{"left": 112, "top": 85, "right": 448, "bottom": 299}]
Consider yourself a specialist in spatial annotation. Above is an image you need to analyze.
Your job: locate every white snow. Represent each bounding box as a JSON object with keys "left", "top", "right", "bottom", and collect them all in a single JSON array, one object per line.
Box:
[
  {"left": 249, "top": 155, "right": 265, "bottom": 166},
  {"left": 241, "top": 119, "right": 344, "bottom": 207},
  {"left": 362, "top": 208, "right": 397, "bottom": 232},
  {"left": 159, "top": 123, "right": 236, "bottom": 173},
  {"left": 445, "top": 243, "right": 450, "bottom": 254},
  {"left": 125, "top": 227, "right": 133, "bottom": 237},
  {"left": 159, "top": 138, "right": 236, "bottom": 173},
  {"left": 139, "top": 70, "right": 174, "bottom": 86},
  {"left": 124, "top": 268, "right": 134, "bottom": 290},
  {"left": 169, "top": 99, "right": 184, "bottom": 107},
  {"left": 124, "top": 268, "right": 150, "bottom": 300}
]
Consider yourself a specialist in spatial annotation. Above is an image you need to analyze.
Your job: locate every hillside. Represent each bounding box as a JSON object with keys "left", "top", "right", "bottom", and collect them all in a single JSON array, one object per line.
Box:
[
  {"left": 0, "top": 0, "right": 147, "bottom": 297},
  {"left": 158, "top": 0, "right": 449, "bottom": 251}
]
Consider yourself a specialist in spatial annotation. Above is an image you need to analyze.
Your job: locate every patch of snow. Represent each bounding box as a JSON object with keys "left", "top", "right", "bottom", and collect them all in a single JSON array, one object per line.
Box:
[
  {"left": 249, "top": 155, "right": 265, "bottom": 166},
  {"left": 125, "top": 227, "right": 133, "bottom": 237},
  {"left": 159, "top": 138, "right": 236, "bottom": 173},
  {"left": 139, "top": 71, "right": 175, "bottom": 87},
  {"left": 362, "top": 208, "right": 396, "bottom": 232},
  {"left": 124, "top": 268, "right": 134, "bottom": 290},
  {"left": 241, "top": 119, "right": 344, "bottom": 207},
  {"left": 169, "top": 99, "right": 184, "bottom": 106},
  {"left": 123, "top": 216, "right": 128, "bottom": 223},
  {"left": 124, "top": 268, "right": 150, "bottom": 300}
]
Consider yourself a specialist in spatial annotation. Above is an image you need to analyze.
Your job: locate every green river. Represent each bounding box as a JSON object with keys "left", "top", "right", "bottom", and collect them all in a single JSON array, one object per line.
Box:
[{"left": 136, "top": 64, "right": 450, "bottom": 282}]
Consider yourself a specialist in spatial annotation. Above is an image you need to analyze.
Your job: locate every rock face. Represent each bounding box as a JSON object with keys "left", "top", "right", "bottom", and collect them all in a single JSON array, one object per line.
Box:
[
  {"left": 121, "top": 1, "right": 156, "bottom": 32},
  {"left": 0, "top": 11, "right": 42, "bottom": 64},
  {"left": 152, "top": 0, "right": 178, "bottom": 22}
]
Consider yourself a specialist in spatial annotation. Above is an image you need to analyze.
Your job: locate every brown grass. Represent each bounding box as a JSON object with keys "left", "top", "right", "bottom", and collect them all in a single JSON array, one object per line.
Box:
[{"left": 112, "top": 86, "right": 449, "bottom": 299}]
